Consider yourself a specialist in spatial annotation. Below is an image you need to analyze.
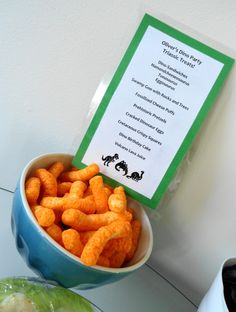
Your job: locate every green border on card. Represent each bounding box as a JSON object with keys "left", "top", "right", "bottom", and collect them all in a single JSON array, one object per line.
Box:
[{"left": 73, "top": 13, "right": 234, "bottom": 209}]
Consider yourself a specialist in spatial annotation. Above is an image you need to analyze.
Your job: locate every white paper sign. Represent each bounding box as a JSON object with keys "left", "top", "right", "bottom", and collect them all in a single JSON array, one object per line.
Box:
[{"left": 73, "top": 14, "right": 234, "bottom": 208}]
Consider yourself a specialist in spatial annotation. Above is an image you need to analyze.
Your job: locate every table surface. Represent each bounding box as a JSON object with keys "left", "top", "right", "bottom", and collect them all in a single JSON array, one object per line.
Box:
[
  {"left": 0, "top": 188, "right": 196, "bottom": 312},
  {"left": 1, "top": 0, "right": 236, "bottom": 308}
]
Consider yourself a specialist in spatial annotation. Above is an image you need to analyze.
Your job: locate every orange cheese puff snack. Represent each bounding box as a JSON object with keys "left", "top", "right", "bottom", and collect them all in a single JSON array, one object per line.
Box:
[
  {"left": 57, "top": 182, "right": 72, "bottom": 197},
  {"left": 101, "top": 236, "right": 132, "bottom": 260},
  {"left": 80, "top": 220, "right": 132, "bottom": 266},
  {"left": 34, "top": 205, "right": 55, "bottom": 227},
  {"left": 89, "top": 176, "right": 108, "bottom": 213},
  {"left": 109, "top": 186, "right": 127, "bottom": 213},
  {"left": 71, "top": 166, "right": 79, "bottom": 171},
  {"left": 97, "top": 255, "right": 110, "bottom": 267},
  {"left": 63, "top": 195, "right": 96, "bottom": 214},
  {"left": 48, "top": 161, "right": 64, "bottom": 178},
  {"left": 46, "top": 223, "right": 62, "bottom": 243},
  {"left": 126, "top": 207, "right": 135, "bottom": 220},
  {"left": 83, "top": 185, "right": 92, "bottom": 197},
  {"left": 122, "top": 210, "right": 133, "bottom": 222},
  {"left": 79, "top": 231, "right": 96, "bottom": 245},
  {"left": 62, "top": 209, "right": 132, "bottom": 231},
  {"left": 104, "top": 187, "right": 112, "bottom": 197},
  {"left": 54, "top": 210, "right": 63, "bottom": 225},
  {"left": 125, "top": 219, "right": 141, "bottom": 262},
  {"left": 62, "top": 229, "right": 84, "bottom": 257},
  {"left": 101, "top": 241, "right": 116, "bottom": 259},
  {"left": 104, "top": 183, "right": 113, "bottom": 193},
  {"left": 102, "top": 236, "right": 132, "bottom": 258},
  {"left": 35, "top": 168, "right": 57, "bottom": 197},
  {"left": 113, "top": 186, "right": 126, "bottom": 197},
  {"left": 58, "top": 181, "right": 87, "bottom": 210},
  {"left": 60, "top": 163, "right": 99, "bottom": 182},
  {"left": 69, "top": 181, "right": 87, "bottom": 199},
  {"left": 109, "top": 251, "right": 127, "bottom": 268},
  {"left": 108, "top": 194, "right": 127, "bottom": 214},
  {"left": 40, "top": 196, "right": 64, "bottom": 211},
  {"left": 40, "top": 194, "right": 96, "bottom": 214},
  {"left": 75, "top": 195, "right": 96, "bottom": 214},
  {"left": 25, "top": 177, "right": 41, "bottom": 206}
]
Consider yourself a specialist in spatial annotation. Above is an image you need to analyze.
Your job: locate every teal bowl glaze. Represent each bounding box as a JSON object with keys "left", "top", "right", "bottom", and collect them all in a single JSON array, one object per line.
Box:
[{"left": 11, "top": 153, "right": 153, "bottom": 289}]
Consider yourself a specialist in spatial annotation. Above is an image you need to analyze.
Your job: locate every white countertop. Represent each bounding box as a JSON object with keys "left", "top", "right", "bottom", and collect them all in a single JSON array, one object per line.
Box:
[{"left": 1, "top": 0, "right": 236, "bottom": 308}]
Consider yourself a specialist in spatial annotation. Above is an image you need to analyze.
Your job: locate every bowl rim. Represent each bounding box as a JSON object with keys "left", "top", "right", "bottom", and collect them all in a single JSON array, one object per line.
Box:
[{"left": 20, "top": 153, "right": 153, "bottom": 274}]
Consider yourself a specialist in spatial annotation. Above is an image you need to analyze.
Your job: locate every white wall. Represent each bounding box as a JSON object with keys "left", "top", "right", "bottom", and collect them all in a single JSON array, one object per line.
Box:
[{"left": 1, "top": 0, "right": 236, "bottom": 306}]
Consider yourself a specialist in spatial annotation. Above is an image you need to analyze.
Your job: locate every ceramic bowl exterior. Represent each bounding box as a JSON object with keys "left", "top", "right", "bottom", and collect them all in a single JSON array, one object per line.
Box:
[{"left": 11, "top": 153, "right": 153, "bottom": 289}]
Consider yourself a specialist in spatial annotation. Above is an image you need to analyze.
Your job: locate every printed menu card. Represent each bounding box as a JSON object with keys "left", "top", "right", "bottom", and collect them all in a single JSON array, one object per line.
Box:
[{"left": 73, "top": 14, "right": 234, "bottom": 208}]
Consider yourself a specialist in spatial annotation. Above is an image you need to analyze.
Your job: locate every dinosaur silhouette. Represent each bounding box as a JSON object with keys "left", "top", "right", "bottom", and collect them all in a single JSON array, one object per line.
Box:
[
  {"left": 102, "top": 153, "right": 119, "bottom": 166},
  {"left": 126, "top": 170, "right": 144, "bottom": 182},
  {"left": 115, "top": 160, "right": 128, "bottom": 176}
]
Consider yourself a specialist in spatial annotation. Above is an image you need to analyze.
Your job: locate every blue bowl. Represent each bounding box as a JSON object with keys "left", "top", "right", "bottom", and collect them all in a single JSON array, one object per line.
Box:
[{"left": 11, "top": 153, "right": 153, "bottom": 289}]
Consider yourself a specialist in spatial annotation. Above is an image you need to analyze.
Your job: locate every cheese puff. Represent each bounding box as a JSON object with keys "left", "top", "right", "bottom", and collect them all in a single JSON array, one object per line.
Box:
[
  {"left": 69, "top": 181, "right": 87, "bottom": 199},
  {"left": 71, "top": 166, "right": 79, "bottom": 171},
  {"left": 57, "top": 182, "right": 72, "bottom": 197},
  {"left": 62, "top": 209, "right": 132, "bottom": 231},
  {"left": 113, "top": 186, "right": 126, "bottom": 197},
  {"left": 79, "top": 231, "right": 96, "bottom": 245},
  {"left": 83, "top": 185, "right": 92, "bottom": 197},
  {"left": 102, "top": 236, "right": 132, "bottom": 258},
  {"left": 75, "top": 195, "right": 96, "bottom": 214},
  {"left": 125, "top": 219, "right": 141, "bottom": 262},
  {"left": 35, "top": 168, "right": 57, "bottom": 197},
  {"left": 97, "top": 255, "right": 110, "bottom": 267},
  {"left": 104, "top": 183, "right": 113, "bottom": 193},
  {"left": 89, "top": 176, "right": 108, "bottom": 213},
  {"left": 126, "top": 207, "right": 135, "bottom": 220},
  {"left": 46, "top": 223, "right": 62, "bottom": 243},
  {"left": 120, "top": 235, "right": 133, "bottom": 254},
  {"left": 108, "top": 186, "right": 127, "bottom": 213},
  {"left": 54, "top": 210, "right": 63, "bottom": 225},
  {"left": 62, "top": 229, "right": 84, "bottom": 257},
  {"left": 109, "top": 251, "right": 126, "bottom": 268},
  {"left": 41, "top": 180, "right": 86, "bottom": 208},
  {"left": 108, "top": 194, "right": 127, "bottom": 214},
  {"left": 34, "top": 205, "right": 55, "bottom": 227},
  {"left": 25, "top": 177, "right": 41, "bottom": 206},
  {"left": 60, "top": 164, "right": 99, "bottom": 182},
  {"left": 101, "top": 242, "right": 116, "bottom": 258},
  {"left": 113, "top": 186, "right": 127, "bottom": 205},
  {"left": 48, "top": 161, "right": 64, "bottom": 178},
  {"left": 63, "top": 195, "right": 96, "bottom": 214},
  {"left": 104, "top": 187, "right": 112, "bottom": 197},
  {"left": 80, "top": 220, "right": 132, "bottom": 266},
  {"left": 40, "top": 194, "right": 96, "bottom": 214},
  {"left": 58, "top": 181, "right": 87, "bottom": 210},
  {"left": 40, "top": 196, "right": 64, "bottom": 211}
]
